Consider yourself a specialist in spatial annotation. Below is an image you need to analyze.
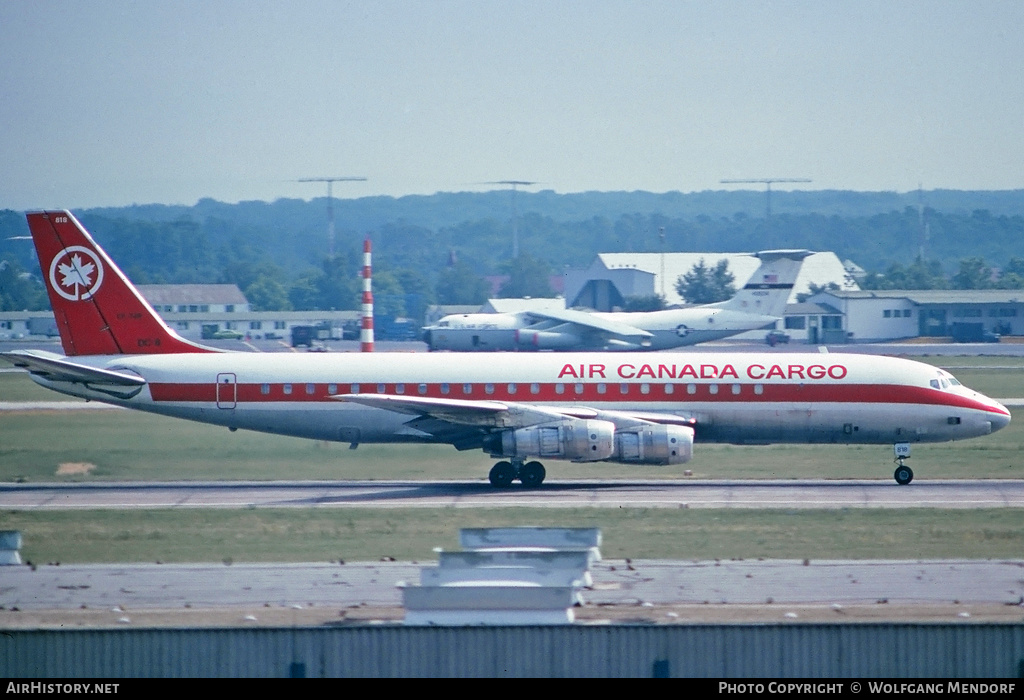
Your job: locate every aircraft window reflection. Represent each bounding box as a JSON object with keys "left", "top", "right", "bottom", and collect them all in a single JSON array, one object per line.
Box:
[
  {"left": 530, "top": 383, "right": 540, "bottom": 394},
  {"left": 306, "top": 384, "right": 316, "bottom": 395},
  {"left": 597, "top": 383, "right": 607, "bottom": 394},
  {"left": 283, "top": 384, "right": 292, "bottom": 395},
  {"left": 555, "top": 384, "right": 565, "bottom": 395},
  {"left": 640, "top": 383, "right": 650, "bottom": 394},
  {"left": 619, "top": 384, "right": 629, "bottom": 394},
  {"left": 508, "top": 383, "right": 517, "bottom": 394},
  {"left": 754, "top": 384, "right": 764, "bottom": 395},
  {"left": 664, "top": 384, "right": 674, "bottom": 395},
  {"left": 350, "top": 384, "right": 359, "bottom": 394},
  {"left": 575, "top": 383, "right": 584, "bottom": 395},
  {"left": 261, "top": 383, "right": 270, "bottom": 395},
  {"left": 418, "top": 383, "right": 428, "bottom": 395},
  {"left": 328, "top": 384, "right": 337, "bottom": 394},
  {"left": 709, "top": 384, "right": 719, "bottom": 395},
  {"left": 930, "top": 379, "right": 941, "bottom": 389},
  {"left": 463, "top": 383, "right": 472, "bottom": 395},
  {"left": 687, "top": 384, "right": 697, "bottom": 395},
  {"left": 441, "top": 383, "right": 450, "bottom": 395},
  {"left": 732, "top": 384, "right": 741, "bottom": 395},
  {"left": 377, "top": 383, "right": 386, "bottom": 393},
  {"left": 485, "top": 383, "right": 495, "bottom": 395},
  {"left": 396, "top": 383, "right": 405, "bottom": 394}
]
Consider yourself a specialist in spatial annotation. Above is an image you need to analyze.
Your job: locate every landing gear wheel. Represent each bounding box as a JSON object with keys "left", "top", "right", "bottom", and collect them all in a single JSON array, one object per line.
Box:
[
  {"left": 894, "top": 464, "right": 914, "bottom": 485},
  {"left": 519, "top": 461, "right": 546, "bottom": 488},
  {"left": 489, "top": 461, "right": 515, "bottom": 488}
]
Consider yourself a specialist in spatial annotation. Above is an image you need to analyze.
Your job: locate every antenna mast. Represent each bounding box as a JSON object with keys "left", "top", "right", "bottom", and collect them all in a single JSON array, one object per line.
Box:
[
  {"left": 720, "top": 178, "right": 812, "bottom": 218},
  {"left": 486, "top": 180, "right": 536, "bottom": 258},
  {"left": 298, "top": 176, "right": 367, "bottom": 257}
]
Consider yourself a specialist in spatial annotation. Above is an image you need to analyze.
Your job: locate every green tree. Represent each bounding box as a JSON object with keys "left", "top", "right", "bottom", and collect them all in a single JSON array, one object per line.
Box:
[
  {"left": 622, "top": 294, "right": 666, "bottom": 311},
  {"left": 497, "top": 254, "right": 555, "bottom": 298},
  {"left": 996, "top": 257, "right": 1024, "bottom": 289},
  {"left": 0, "top": 259, "right": 48, "bottom": 311},
  {"left": 244, "top": 274, "right": 291, "bottom": 312},
  {"left": 436, "top": 260, "right": 491, "bottom": 305},
  {"left": 674, "top": 259, "right": 735, "bottom": 304},
  {"left": 371, "top": 270, "right": 406, "bottom": 318},
  {"left": 951, "top": 257, "right": 994, "bottom": 290},
  {"left": 860, "top": 258, "right": 948, "bottom": 290}
]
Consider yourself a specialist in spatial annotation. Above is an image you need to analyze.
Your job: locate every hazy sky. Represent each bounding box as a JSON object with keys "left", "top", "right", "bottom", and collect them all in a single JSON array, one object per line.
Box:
[{"left": 2, "top": 0, "right": 1022, "bottom": 210}]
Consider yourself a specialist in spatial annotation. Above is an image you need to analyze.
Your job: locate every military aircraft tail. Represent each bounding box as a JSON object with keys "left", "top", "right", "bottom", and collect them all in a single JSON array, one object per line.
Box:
[
  {"left": 25, "top": 210, "right": 216, "bottom": 356},
  {"left": 711, "top": 249, "right": 813, "bottom": 317}
]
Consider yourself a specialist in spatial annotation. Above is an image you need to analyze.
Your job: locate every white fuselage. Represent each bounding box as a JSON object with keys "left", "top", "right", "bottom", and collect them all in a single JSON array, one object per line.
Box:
[
  {"left": 33, "top": 351, "right": 1010, "bottom": 453},
  {"left": 424, "top": 308, "right": 779, "bottom": 351}
]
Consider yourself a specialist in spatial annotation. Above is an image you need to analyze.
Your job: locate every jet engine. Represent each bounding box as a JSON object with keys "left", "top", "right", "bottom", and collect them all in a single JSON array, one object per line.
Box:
[
  {"left": 486, "top": 418, "right": 616, "bottom": 462},
  {"left": 514, "top": 329, "right": 581, "bottom": 350},
  {"left": 609, "top": 424, "right": 694, "bottom": 465}
]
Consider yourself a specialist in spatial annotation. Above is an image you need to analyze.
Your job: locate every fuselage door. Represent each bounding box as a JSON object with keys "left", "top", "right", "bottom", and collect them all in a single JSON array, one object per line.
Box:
[{"left": 216, "top": 373, "right": 237, "bottom": 409}]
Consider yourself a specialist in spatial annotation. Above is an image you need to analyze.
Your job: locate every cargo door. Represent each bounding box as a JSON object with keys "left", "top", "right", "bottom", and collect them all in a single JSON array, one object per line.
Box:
[{"left": 216, "top": 373, "right": 237, "bottom": 409}]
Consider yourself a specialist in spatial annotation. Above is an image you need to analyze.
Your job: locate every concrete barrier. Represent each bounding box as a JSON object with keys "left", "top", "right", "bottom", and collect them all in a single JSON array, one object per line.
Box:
[
  {"left": 460, "top": 527, "right": 602, "bottom": 561},
  {"left": 438, "top": 549, "right": 592, "bottom": 571},
  {"left": 0, "top": 530, "right": 22, "bottom": 565},
  {"left": 402, "top": 584, "right": 577, "bottom": 625}
]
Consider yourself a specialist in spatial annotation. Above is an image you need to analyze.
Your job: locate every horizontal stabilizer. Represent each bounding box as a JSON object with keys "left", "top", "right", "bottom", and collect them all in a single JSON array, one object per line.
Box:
[{"left": 1, "top": 349, "right": 146, "bottom": 387}]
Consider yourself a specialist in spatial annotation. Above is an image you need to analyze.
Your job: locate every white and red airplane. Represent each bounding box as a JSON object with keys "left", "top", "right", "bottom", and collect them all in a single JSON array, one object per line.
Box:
[{"left": 2, "top": 211, "right": 1011, "bottom": 487}]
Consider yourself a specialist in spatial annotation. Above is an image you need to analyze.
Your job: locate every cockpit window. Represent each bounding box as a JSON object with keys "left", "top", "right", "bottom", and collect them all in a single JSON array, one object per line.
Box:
[{"left": 932, "top": 370, "right": 963, "bottom": 390}]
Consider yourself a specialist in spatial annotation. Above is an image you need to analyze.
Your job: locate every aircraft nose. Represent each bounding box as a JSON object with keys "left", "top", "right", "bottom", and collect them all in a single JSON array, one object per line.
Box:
[{"left": 989, "top": 400, "right": 1012, "bottom": 433}]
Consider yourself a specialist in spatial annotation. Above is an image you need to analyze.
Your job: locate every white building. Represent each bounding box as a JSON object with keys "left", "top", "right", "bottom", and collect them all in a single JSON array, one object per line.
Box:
[{"left": 807, "top": 289, "right": 1024, "bottom": 343}]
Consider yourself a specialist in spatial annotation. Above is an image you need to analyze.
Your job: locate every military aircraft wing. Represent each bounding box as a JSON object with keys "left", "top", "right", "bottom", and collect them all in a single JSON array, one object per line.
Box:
[{"left": 522, "top": 308, "right": 653, "bottom": 340}]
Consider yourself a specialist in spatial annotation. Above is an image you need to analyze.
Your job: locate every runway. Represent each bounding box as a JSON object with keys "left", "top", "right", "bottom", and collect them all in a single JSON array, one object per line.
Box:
[
  {"left": 4, "top": 478, "right": 1024, "bottom": 510},
  {"left": 3, "top": 558, "right": 1023, "bottom": 627},
  {"left": 3, "top": 479, "right": 1024, "bottom": 626}
]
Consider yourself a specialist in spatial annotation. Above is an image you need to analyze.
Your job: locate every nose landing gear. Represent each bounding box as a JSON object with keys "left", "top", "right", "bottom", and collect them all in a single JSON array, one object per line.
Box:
[
  {"left": 488, "top": 460, "right": 547, "bottom": 488},
  {"left": 893, "top": 442, "right": 913, "bottom": 485}
]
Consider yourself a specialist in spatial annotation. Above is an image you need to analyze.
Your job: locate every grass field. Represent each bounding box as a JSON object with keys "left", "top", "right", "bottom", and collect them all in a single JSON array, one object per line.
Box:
[
  {"left": 2, "top": 360, "right": 1024, "bottom": 564},
  {"left": 4, "top": 508, "right": 1024, "bottom": 565}
]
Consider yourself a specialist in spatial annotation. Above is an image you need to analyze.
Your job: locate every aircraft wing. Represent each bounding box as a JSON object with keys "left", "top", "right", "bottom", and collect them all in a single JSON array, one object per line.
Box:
[
  {"left": 1, "top": 349, "right": 147, "bottom": 387},
  {"left": 334, "top": 393, "right": 576, "bottom": 428},
  {"left": 333, "top": 393, "right": 696, "bottom": 450},
  {"left": 522, "top": 308, "right": 653, "bottom": 340}
]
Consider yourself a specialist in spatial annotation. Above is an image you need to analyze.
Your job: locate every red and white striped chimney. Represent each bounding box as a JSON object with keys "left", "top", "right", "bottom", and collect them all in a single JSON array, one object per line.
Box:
[{"left": 360, "top": 238, "right": 374, "bottom": 352}]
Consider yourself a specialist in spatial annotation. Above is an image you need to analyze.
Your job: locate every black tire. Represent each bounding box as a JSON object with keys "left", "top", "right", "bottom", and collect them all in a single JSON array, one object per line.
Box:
[
  {"left": 519, "top": 461, "right": 546, "bottom": 488},
  {"left": 489, "top": 461, "right": 515, "bottom": 488},
  {"left": 894, "top": 465, "right": 914, "bottom": 485}
]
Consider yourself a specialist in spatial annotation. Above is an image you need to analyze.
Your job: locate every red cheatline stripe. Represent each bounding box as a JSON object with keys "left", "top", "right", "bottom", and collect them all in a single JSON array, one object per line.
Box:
[{"left": 146, "top": 381, "right": 1008, "bottom": 415}]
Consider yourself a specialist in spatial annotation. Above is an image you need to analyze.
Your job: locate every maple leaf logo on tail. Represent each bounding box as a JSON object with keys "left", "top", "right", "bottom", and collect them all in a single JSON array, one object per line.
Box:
[{"left": 48, "top": 246, "right": 104, "bottom": 301}]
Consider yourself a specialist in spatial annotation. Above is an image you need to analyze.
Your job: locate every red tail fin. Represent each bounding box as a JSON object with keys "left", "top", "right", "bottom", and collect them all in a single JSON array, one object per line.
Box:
[{"left": 27, "top": 210, "right": 215, "bottom": 356}]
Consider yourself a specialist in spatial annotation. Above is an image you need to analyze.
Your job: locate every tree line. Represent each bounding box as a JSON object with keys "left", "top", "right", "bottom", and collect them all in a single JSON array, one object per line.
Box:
[{"left": 2, "top": 193, "right": 1024, "bottom": 316}]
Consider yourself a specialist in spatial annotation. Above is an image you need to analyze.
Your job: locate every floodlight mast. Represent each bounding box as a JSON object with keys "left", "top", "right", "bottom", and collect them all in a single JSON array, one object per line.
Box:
[
  {"left": 298, "top": 176, "right": 367, "bottom": 257},
  {"left": 720, "top": 178, "right": 811, "bottom": 218},
  {"left": 486, "top": 180, "right": 536, "bottom": 258}
]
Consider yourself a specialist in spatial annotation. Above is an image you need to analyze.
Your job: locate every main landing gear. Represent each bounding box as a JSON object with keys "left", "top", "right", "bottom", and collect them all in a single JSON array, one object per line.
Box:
[
  {"left": 488, "top": 460, "right": 547, "bottom": 488},
  {"left": 893, "top": 442, "right": 913, "bottom": 485}
]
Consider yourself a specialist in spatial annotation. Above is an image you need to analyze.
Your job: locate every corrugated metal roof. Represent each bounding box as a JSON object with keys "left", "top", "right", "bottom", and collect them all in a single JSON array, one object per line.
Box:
[
  {"left": 4, "top": 624, "right": 1023, "bottom": 677},
  {"left": 824, "top": 289, "right": 1024, "bottom": 304},
  {"left": 138, "top": 284, "right": 248, "bottom": 305}
]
